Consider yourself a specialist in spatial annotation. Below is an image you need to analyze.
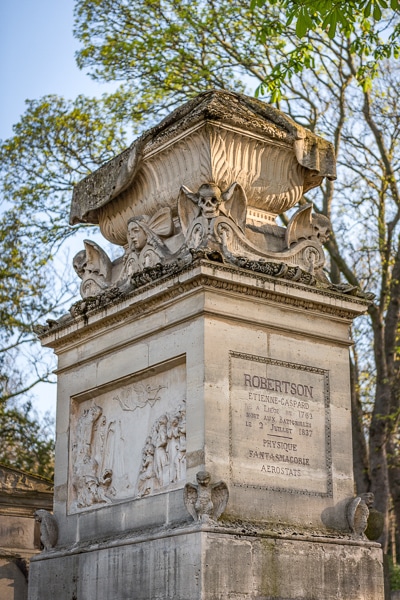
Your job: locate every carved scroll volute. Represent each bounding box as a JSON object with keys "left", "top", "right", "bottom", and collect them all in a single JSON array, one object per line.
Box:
[{"left": 346, "top": 497, "right": 370, "bottom": 540}]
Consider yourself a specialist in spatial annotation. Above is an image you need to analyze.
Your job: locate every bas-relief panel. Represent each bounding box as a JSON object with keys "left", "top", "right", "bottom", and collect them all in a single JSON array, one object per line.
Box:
[
  {"left": 229, "top": 352, "right": 332, "bottom": 497},
  {"left": 68, "top": 360, "right": 186, "bottom": 513}
]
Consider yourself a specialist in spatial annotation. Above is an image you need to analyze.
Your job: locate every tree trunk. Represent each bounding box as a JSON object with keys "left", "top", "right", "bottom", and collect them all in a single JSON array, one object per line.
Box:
[
  {"left": 350, "top": 357, "right": 370, "bottom": 494},
  {"left": 369, "top": 311, "right": 391, "bottom": 551},
  {"left": 387, "top": 435, "right": 400, "bottom": 559}
]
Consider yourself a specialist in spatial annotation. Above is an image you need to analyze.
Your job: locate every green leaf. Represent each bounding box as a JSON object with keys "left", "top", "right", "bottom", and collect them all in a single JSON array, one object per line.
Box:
[
  {"left": 373, "top": 3, "right": 382, "bottom": 19},
  {"left": 364, "top": 1, "right": 372, "bottom": 17},
  {"left": 295, "top": 9, "right": 314, "bottom": 38},
  {"left": 327, "top": 11, "right": 338, "bottom": 39}
]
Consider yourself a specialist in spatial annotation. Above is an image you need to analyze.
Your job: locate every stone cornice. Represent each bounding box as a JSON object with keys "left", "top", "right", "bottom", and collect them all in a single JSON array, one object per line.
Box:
[{"left": 38, "top": 260, "right": 369, "bottom": 353}]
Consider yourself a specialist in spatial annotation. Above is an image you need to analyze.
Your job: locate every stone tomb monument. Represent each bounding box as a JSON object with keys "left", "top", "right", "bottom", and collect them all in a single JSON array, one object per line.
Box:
[{"left": 29, "top": 91, "right": 384, "bottom": 599}]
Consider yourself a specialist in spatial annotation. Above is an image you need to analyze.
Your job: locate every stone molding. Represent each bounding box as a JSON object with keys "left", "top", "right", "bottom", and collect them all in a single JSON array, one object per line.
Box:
[
  {"left": 37, "top": 260, "right": 370, "bottom": 352},
  {"left": 0, "top": 465, "right": 53, "bottom": 502},
  {"left": 29, "top": 520, "right": 381, "bottom": 563}
]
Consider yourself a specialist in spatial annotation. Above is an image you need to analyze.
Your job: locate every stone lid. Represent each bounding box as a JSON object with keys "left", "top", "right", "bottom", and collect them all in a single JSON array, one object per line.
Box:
[{"left": 70, "top": 90, "right": 336, "bottom": 226}]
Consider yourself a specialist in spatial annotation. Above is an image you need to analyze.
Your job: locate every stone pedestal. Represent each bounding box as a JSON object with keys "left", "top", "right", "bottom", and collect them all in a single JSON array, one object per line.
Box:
[
  {"left": 29, "top": 262, "right": 384, "bottom": 599},
  {"left": 29, "top": 527, "right": 384, "bottom": 600},
  {"left": 29, "top": 90, "right": 384, "bottom": 598}
]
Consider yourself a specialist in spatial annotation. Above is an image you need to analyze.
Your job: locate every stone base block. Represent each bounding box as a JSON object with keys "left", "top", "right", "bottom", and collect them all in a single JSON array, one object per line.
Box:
[{"left": 28, "top": 527, "right": 384, "bottom": 600}]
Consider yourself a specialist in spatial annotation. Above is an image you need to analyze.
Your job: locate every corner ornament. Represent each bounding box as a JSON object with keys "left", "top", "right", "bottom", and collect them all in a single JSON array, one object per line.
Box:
[
  {"left": 73, "top": 239, "right": 113, "bottom": 298},
  {"left": 346, "top": 493, "right": 384, "bottom": 541},
  {"left": 34, "top": 509, "right": 58, "bottom": 551},
  {"left": 184, "top": 471, "right": 229, "bottom": 522},
  {"left": 179, "top": 183, "right": 328, "bottom": 281}
]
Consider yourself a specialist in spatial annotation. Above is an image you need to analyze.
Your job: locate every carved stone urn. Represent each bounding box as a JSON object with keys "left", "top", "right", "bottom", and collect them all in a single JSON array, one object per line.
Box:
[{"left": 71, "top": 90, "right": 336, "bottom": 246}]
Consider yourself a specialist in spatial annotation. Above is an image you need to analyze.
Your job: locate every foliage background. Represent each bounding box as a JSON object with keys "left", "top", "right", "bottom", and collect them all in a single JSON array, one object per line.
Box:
[{"left": 0, "top": 0, "right": 399, "bottom": 563}]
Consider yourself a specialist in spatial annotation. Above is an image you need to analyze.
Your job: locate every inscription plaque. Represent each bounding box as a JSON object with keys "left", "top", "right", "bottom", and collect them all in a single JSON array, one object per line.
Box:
[{"left": 229, "top": 352, "right": 332, "bottom": 496}]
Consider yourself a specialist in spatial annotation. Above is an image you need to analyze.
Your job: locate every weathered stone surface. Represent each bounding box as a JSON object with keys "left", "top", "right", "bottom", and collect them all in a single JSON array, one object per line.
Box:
[
  {"left": 70, "top": 91, "right": 336, "bottom": 230},
  {"left": 29, "top": 529, "right": 384, "bottom": 600},
  {"left": 37, "top": 264, "right": 369, "bottom": 534},
  {"left": 61, "top": 92, "right": 371, "bottom": 309},
  {"left": 30, "top": 262, "right": 383, "bottom": 600},
  {"left": 68, "top": 359, "right": 186, "bottom": 513},
  {"left": 0, "top": 466, "right": 53, "bottom": 600},
  {"left": 31, "top": 91, "right": 384, "bottom": 599}
]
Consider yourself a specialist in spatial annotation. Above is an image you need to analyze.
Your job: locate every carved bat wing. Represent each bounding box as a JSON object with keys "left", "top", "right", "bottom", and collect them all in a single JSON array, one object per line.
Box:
[
  {"left": 184, "top": 483, "right": 198, "bottom": 521},
  {"left": 285, "top": 203, "right": 314, "bottom": 248},
  {"left": 147, "top": 207, "right": 174, "bottom": 238},
  {"left": 211, "top": 481, "right": 229, "bottom": 520},
  {"left": 178, "top": 186, "right": 201, "bottom": 236},
  {"left": 83, "top": 240, "right": 112, "bottom": 281},
  {"left": 221, "top": 182, "right": 247, "bottom": 233},
  {"left": 72, "top": 249, "right": 87, "bottom": 279}
]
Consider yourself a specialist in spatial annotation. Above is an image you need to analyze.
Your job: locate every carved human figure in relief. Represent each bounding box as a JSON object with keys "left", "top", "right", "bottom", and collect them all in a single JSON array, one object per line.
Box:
[
  {"left": 153, "top": 414, "right": 169, "bottom": 487},
  {"left": 176, "top": 407, "right": 186, "bottom": 481},
  {"left": 136, "top": 405, "right": 187, "bottom": 497},
  {"left": 120, "top": 207, "right": 174, "bottom": 279},
  {"left": 184, "top": 471, "right": 229, "bottom": 522},
  {"left": 167, "top": 412, "right": 181, "bottom": 483},
  {"left": 72, "top": 403, "right": 117, "bottom": 508},
  {"left": 137, "top": 438, "right": 156, "bottom": 497}
]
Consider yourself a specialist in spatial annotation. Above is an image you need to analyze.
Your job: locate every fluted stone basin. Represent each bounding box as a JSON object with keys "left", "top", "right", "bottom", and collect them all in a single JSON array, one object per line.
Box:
[{"left": 71, "top": 90, "right": 336, "bottom": 246}]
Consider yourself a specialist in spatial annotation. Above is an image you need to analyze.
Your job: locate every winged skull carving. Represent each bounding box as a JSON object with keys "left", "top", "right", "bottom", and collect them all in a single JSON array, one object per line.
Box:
[
  {"left": 184, "top": 471, "right": 229, "bottom": 522},
  {"left": 178, "top": 182, "right": 247, "bottom": 237},
  {"left": 285, "top": 203, "right": 331, "bottom": 248}
]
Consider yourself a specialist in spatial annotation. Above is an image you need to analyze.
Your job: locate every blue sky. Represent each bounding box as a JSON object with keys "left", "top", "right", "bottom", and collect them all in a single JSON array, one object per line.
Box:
[
  {"left": 0, "top": 0, "right": 114, "bottom": 420},
  {"left": 0, "top": 0, "right": 112, "bottom": 140}
]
